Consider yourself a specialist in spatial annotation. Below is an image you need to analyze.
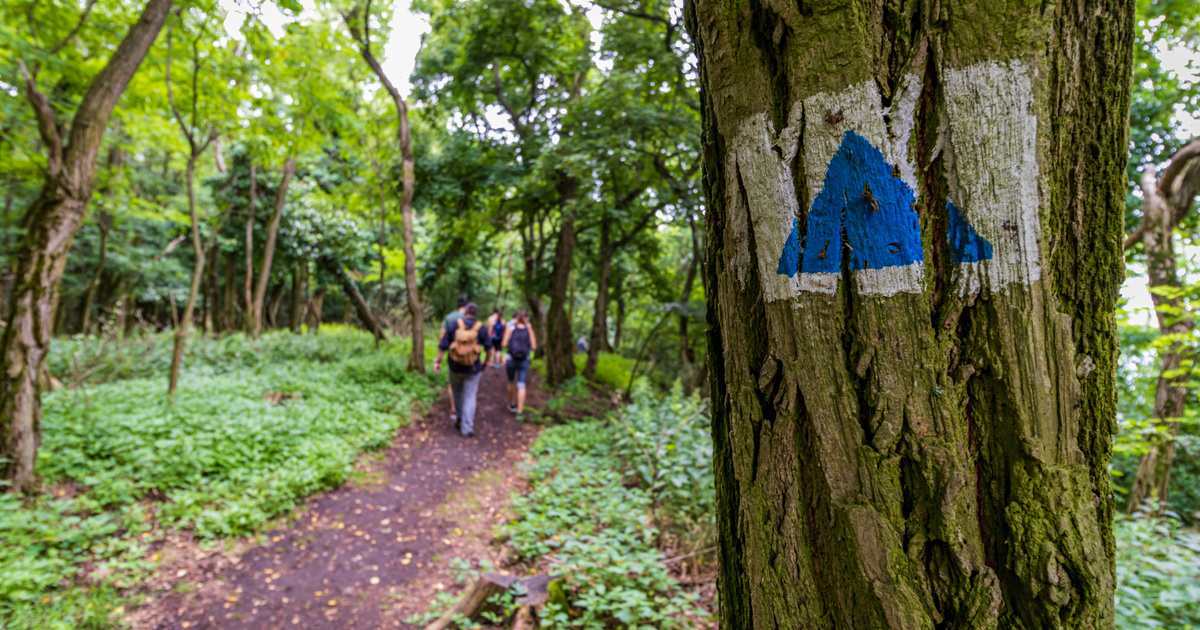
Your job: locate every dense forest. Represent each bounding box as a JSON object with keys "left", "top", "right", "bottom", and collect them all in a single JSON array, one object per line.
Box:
[{"left": 0, "top": 0, "right": 1197, "bottom": 627}]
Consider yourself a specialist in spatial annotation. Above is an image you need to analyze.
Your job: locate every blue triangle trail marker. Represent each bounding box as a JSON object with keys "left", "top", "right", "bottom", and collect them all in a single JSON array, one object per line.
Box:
[
  {"left": 777, "top": 130, "right": 994, "bottom": 288},
  {"left": 946, "top": 201, "right": 993, "bottom": 264}
]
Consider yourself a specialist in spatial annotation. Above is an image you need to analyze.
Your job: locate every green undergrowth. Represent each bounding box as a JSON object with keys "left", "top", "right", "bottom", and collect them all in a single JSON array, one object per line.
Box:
[
  {"left": 531, "top": 352, "right": 635, "bottom": 393},
  {"left": 1116, "top": 506, "right": 1200, "bottom": 629},
  {"left": 498, "top": 382, "right": 714, "bottom": 628},
  {"left": 1, "top": 327, "right": 440, "bottom": 629}
]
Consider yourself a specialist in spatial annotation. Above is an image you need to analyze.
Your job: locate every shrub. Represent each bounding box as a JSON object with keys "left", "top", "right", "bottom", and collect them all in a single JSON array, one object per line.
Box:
[
  {"left": 503, "top": 385, "right": 712, "bottom": 628},
  {"left": 1116, "top": 508, "right": 1200, "bottom": 629}
]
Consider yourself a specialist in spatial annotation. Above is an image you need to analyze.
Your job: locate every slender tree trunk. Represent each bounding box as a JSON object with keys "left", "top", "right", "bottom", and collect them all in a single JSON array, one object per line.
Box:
[
  {"left": 1126, "top": 141, "right": 1200, "bottom": 511},
  {"left": 690, "top": 0, "right": 1130, "bottom": 624},
  {"left": 375, "top": 161, "right": 388, "bottom": 317},
  {"left": 267, "top": 280, "right": 284, "bottom": 329},
  {"left": 0, "top": 0, "right": 173, "bottom": 492},
  {"left": 345, "top": 10, "right": 423, "bottom": 368},
  {"left": 80, "top": 212, "right": 112, "bottom": 336},
  {"left": 204, "top": 243, "right": 218, "bottom": 334},
  {"left": 308, "top": 287, "right": 325, "bottom": 335},
  {"left": 545, "top": 178, "right": 578, "bottom": 387},
  {"left": 168, "top": 156, "right": 205, "bottom": 400},
  {"left": 678, "top": 217, "right": 700, "bottom": 380},
  {"left": 583, "top": 217, "right": 612, "bottom": 381},
  {"left": 614, "top": 291, "right": 625, "bottom": 351},
  {"left": 319, "top": 254, "right": 384, "bottom": 341},
  {"left": 243, "top": 162, "right": 256, "bottom": 334},
  {"left": 290, "top": 263, "right": 307, "bottom": 334},
  {"left": 223, "top": 249, "right": 236, "bottom": 331},
  {"left": 252, "top": 158, "right": 295, "bottom": 337}
]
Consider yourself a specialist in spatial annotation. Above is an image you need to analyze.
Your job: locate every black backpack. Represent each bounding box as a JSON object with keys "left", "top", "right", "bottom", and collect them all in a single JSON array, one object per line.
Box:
[{"left": 508, "top": 326, "right": 531, "bottom": 361}]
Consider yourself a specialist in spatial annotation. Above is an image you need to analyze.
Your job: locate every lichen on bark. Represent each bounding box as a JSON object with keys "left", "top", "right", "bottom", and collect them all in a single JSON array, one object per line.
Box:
[{"left": 690, "top": 0, "right": 1132, "bottom": 626}]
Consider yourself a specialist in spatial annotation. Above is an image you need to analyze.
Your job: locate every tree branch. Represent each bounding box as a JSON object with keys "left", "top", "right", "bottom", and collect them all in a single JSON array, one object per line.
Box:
[
  {"left": 48, "top": 0, "right": 99, "bottom": 56},
  {"left": 16, "top": 59, "right": 63, "bottom": 176},
  {"left": 493, "top": 65, "right": 528, "bottom": 139},
  {"left": 165, "top": 20, "right": 196, "bottom": 151}
]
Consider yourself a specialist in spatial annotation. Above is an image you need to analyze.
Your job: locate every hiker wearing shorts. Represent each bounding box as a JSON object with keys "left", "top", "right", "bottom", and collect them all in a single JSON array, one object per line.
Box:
[
  {"left": 502, "top": 309, "right": 537, "bottom": 420},
  {"left": 486, "top": 308, "right": 504, "bottom": 368},
  {"left": 440, "top": 298, "right": 467, "bottom": 422},
  {"left": 434, "top": 302, "right": 492, "bottom": 437}
]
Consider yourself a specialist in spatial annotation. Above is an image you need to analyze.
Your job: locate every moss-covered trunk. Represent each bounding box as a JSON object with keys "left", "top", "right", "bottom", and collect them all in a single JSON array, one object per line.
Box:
[
  {"left": 690, "top": 0, "right": 1131, "bottom": 625},
  {"left": 0, "top": 0, "right": 173, "bottom": 492}
]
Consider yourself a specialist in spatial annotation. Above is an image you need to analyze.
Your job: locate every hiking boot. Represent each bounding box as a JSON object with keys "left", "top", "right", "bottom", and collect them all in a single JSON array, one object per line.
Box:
[
  {"left": 464, "top": 431, "right": 475, "bottom": 438},
  {"left": 507, "top": 403, "right": 518, "bottom": 414}
]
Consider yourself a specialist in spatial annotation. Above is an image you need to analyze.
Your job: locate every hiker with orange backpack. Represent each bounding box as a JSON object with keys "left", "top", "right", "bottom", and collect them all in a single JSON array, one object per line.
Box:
[{"left": 433, "top": 302, "right": 493, "bottom": 437}]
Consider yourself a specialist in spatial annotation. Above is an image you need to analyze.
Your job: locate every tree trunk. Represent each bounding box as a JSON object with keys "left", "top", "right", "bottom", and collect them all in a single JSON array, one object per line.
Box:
[
  {"left": 545, "top": 180, "right": 578, "bottom": 387},
  {"left": 223, "top": 249, "right": 236, "bottom": 332},
  {"left": 1125, "top": 140, "right": 1200, "bottom": 511},
  {"left": 308, "top": 287, "right": 325, "bottom": 335},
  {"left": 345, "top": 13, "right": 423, "bottom": 369},
  {"left": 319, "top": 254, "right": 385, "bottom": 342},
  {"left": 252, "top": 157, "right": 295, "bottom": 337},
  {"left": 290, "top": 263, "right": 307, "bottom": 334},
  {"left": 0, "top": 0, "right": 173, "bottom": 492},
  {"left": 690, "top": 0, "right": 1130, "bottom": 624},
  {"left": 168, "top": 156, "right": 206, "bottom": 400},
  {"left": 80, "top": 212, "right": 112, "bottom": 336},
  {"left": 267, "top": 280, "right": 284, "bottom": 329},
  {"left": 204, "top": 242, "right": 219, "bottom": 334},
  {"left": 678, "top": 217, "right": 700, "bottom": 383},
  {"left": 243, "top": 162, "right": 256, "bottom": 334},
  {"left": 583, "top": 217, "right": 612, "bottom": 381}
]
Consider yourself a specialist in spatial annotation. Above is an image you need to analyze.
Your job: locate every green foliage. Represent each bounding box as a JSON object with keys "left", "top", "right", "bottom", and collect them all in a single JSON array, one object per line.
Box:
[
  {"left": 573, "top": 353, "right": 634, "bottom": 392},
  {"left": 2, "top": 329, "right": 437, "bottom": 628},
  {"left": 1116, "top": 508, "right": 1200, "bottom": 629},
  {"left": 611, "top": 382, "right": 714, "bottom": 533},
  {"left": 503, "top": 385, "right": 712, "bottom": 628}
]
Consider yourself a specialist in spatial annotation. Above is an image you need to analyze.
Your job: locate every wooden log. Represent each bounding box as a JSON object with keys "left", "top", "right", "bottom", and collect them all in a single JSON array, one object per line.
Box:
[{"left": 422, "top": 573, "right": 518, "bottom": 630}]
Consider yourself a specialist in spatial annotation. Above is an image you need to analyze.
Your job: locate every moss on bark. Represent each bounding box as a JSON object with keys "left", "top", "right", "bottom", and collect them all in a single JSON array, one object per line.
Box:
[{"left": 690, "top": 0, "right": 1132, "bottom": 626}]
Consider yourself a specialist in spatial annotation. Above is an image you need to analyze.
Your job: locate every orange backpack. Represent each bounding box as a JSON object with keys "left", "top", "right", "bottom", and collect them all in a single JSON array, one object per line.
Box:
[{"left": 448, "top": 319, "right": 483, "bottom": 366}]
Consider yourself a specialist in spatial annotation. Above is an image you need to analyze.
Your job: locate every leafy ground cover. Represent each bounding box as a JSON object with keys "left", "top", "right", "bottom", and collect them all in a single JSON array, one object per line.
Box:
[
  {"left": 480, "top": 382, "right": 715, "bottom": 628},
  {"left": 1, "top": 328, "right": 439, "bottom": 629},
  {"left": 1116, "top": 506, "right": 1200, "bottom": 629}
]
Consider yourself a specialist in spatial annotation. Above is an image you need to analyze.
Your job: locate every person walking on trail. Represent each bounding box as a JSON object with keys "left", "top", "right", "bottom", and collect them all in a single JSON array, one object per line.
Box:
[
  {"left": 486, "top": 307, "right": 504, "bottom": 368},
  {"left": 434, "top": 302, "right": 492, "bottom": 437},
  {"left": 440, "top": 298, "right": 467, "bottom": 422},
  {"left": 502, "top": 309, "right": 537, "bottom": 421}
]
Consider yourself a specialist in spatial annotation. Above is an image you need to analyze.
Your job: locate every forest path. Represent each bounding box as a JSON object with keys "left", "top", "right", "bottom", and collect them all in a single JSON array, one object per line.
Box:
[{"left": 140, "top": 366, "right": 542, "bottom": 630}]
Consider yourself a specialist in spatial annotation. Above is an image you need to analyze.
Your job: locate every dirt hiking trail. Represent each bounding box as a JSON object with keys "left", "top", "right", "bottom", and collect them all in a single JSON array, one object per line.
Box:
[{"left": 137, "top": 366, "right": 544, "bottom": 629}]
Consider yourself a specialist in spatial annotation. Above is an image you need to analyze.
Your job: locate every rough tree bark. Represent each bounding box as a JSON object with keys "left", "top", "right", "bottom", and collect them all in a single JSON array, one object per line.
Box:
[
  {"left": 690, "top": 0, "right": 1131, "bottom": 625},
  {"left": 1124, "top": 138, "right": 1200, "bottom": 511},
  {"left": 1, "top": 0, "right": 173, "bottom": 491},
  {"left": 344, "top": 6, "right": 424, "bottom": 370},
  {"left": 251, "top": 156, "right": 297, "bottom": 338}
]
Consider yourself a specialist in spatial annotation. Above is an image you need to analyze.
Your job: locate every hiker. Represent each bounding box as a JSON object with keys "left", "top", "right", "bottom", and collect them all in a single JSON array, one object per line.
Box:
[
  {"left": 440, "top": 297, "right": 467, "bottom": 422},
  {"left": 575, "top": 335, "right": 589, "bottom": 354},
  {"left": 502, "top": 309, "right": 537, "bottom": 420},
  {"left": 486, "top": 307, "right": 504, "bottom": 368},
  {"left": 434, "top": 302, "right": 492, "bottom": 437}
]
